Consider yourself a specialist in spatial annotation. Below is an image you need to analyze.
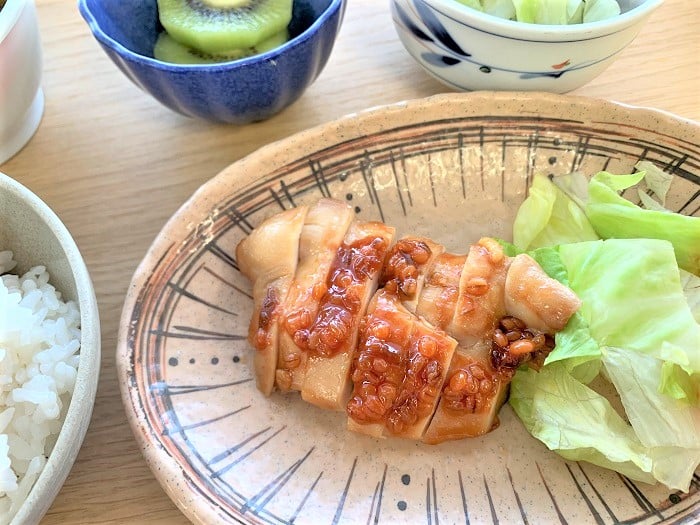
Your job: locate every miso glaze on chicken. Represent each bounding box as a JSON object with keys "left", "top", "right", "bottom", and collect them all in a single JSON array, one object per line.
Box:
[{"left": 236, "top": 199, "right": 581, "bottom": 444}]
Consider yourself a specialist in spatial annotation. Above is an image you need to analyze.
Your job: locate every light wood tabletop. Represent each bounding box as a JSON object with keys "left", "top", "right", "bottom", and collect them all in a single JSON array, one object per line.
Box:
[{"left": 1, "top": 0, "right": 698, "bottom": 523}]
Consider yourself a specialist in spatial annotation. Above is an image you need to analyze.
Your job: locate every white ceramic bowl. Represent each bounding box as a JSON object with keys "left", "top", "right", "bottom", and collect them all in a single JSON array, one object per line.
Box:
[
  {"left": 0, "top": 173, "right": 100, "bottom": 525},
  {"left": 0, "top": 0, "right": 44, "bottom": 164},
  {"left": 390, "top": 0, "right": 663, "bottom": 93}
]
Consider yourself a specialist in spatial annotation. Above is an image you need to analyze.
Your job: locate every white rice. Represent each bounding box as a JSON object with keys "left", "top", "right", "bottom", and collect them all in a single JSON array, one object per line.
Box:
[{"left": 0, "top": 250, "right": 80, "bottom": 524}]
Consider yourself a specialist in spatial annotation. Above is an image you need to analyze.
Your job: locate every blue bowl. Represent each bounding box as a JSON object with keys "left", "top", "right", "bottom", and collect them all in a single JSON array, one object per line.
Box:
[{"left": 78, "top": 0, "right": 346, "bottom": 123}]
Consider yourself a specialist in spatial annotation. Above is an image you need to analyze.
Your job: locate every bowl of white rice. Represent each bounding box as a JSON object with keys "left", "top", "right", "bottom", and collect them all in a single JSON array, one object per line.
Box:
[{"left": 0, "top": 172, "right": 100, "bottom": 525}]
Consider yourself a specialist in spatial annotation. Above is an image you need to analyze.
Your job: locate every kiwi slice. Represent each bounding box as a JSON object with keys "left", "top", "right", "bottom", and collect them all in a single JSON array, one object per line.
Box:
[
  {"left": 157, "top": 0, "right": 293, "bottom": 55},
  {"left": 153, "top": 30, "right": 288, "bottom": 64}
]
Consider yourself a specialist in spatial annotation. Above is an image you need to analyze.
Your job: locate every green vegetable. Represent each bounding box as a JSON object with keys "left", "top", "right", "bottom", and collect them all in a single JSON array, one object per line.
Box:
[
  {"left": 513, "top": 174, "right": 598, "bottom": 251},
  {"left": 585, "top": 171, "right": 700, "bottom": 274},
  {"left": 557, "top": 238, "right": 700, "bottom": 401},
  {"left": 508, "top": 163, "right": 700, "bottom": 490},
  {"left": 454, "top": 0, "right": 620, "bottom": 24},
  {"left": 510, "top": 361, "right": 700, "bottom": 491}
]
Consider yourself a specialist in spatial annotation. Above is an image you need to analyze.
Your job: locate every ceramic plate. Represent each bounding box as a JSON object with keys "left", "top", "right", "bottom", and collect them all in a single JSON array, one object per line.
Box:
[{"left": 117, "top": 92, "right": 700, "bottom": 525}]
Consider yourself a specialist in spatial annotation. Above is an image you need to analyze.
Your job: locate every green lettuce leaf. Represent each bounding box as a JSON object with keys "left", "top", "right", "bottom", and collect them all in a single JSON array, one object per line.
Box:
[
  {"left": 585, "top": 171, "right": 700, "bottom": 275},
  {"left": 513, "top": 174, "right": 599, "bottom": 251},
  {"left": 510, "top": 362, "right": 700, "bottom": 491},
  {"left": 681, "top": 269, "right": 700, "bottom": 323},
  {"left": 454, "top": 0, "right": 484, "bottom": 9},
  {"left": 528, "top": 246, "right": 600, "bottom": 379},
  {"left": 582, "top": 0, "right": 621, "bottom": 22},
  {"left": 557, "top": 238, "right": 700, "bottom": 400},
  {"left": 481, "top": 0, "right": 517, "bottom": 18}
]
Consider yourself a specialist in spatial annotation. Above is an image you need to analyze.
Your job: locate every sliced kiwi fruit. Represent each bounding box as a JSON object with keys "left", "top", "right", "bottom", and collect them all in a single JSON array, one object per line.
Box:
[
  {"left": 157, "top": 0, "right": 293, "bottom": 55},
  {"left": 153, "top": 29, "right": 288, "bottom": 64}
]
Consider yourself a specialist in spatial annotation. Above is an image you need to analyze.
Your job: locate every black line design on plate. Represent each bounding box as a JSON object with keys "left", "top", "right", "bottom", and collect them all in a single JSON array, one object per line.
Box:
[
  {"left": 426, "top": 476, "right": 432, "bottom": 525},
  {"left": 226, "top": 207, "right": 254, "bottom": 235},
  {"left": 479, "top": 126, "right": 485, "bottom": 191},
  {"left": 372, "top": 464, "right": 388, "bottom": 525},
  {"left": 506, "top": 467, "right": 529, "bottom": 525},
  {"left": 207, "top": 242, "right": 239, "bottom": 272},
  {"left": 150, "top": 326, "right": 246, "bottom": 341},
  {"left": 268, "top": 187, "right": 288, "bottom": 211},
  {"left": 208, "top": 426, "right": 271, "bottom": 466},
  {"left": 663, "top": 153, "right": 688, "bottom": 175},
  {"left": 432, "top": 468, "right": 439, "bottom": 525},
  {"left": 526, "top": 130, "right": 539, "bottom": 194},
  {"left": 399, "top": 148, "right": 414, "bottom": 207},
  {"left": 202, "top": 265, "right": 253, "bottom": 299},
  {"left": 331, "top": 456, "right": 358, "bottom": 525},
  {"left": 212, "top": 426, "right": 287, "bottom": 479},
  {"left": 367, "top": 481, "right": 380, "bottom": 525},
  {"left": 360, "top": 154, "right": 376, "bottom": 205},
  {"left": 240, "top": 447, "right": 315, "bottom": 514},
  {"left": 427, "top": 153, "right": 437, "bottom": 208},
  {"left": 164, "top": 405, "right": 251, "bottom": 435},
  {"left": 571, "top": 135, "right": 591, "bottom": 173},
  {"left": 458, "top": 470, "right": 471, "bottom": 525},
  {"left": 564, "top": 464, "right": 604, "bottom": 525},
  {"left": 310, "top": 160, "right": 332, "bottom": 199},
  {"left": 483, "top": 476, "right": 499, "bottom": 525},
  {"left": 172, "top": 325, "right": 246, "bottom": 339},
  {"left": 602, "top": 156, "right": 612, "bottom": 172},
  {"left": 167, "top": 282, "right": 237, "bottom": 315},
  {"left": 618, "top": 474, "right": 663, "bottom": 519},
  {"left": 289, "top": 470, "right": 323, "bottom": 524},
  {"left": 279, "top": 179, "right": 297, "bottom": 207},
  {"left": 426, "top": 468, "right": 440, "bottom": 525},
  {"left": 153, "top": 377, "right": 253, "bottom": 396},
  {"left": 678, "top": 189, "right": 700, "bottom": 214},
  {"left": 536, "top": 462, "right": 568, "bottom": 524},
  {"left": 367, "top": 153, "right": 386, "bottom": 222},
  {"left": 389, "top": 151, "right": 408, "bottom": 216},
  {"left": 458, "top": 133, "right": 466, "bottom": 199}
]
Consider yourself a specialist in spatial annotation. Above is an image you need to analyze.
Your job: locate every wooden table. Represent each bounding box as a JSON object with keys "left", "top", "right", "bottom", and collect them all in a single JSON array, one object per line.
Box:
[{"left": 2, "top": 1, "right": 698, "bottom": 523}]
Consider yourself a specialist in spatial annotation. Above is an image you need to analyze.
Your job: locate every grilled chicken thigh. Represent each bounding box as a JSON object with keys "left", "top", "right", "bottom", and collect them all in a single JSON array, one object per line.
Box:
[
  {"left": 347, "top": 290, "right": 457, "bottom": 440},
  {"left": 277, "top": 199, "right": 355, "bottom": 392},
  {"left": 301, "top": 221, "right": 395, "bottom": 410},
  {"left": 236, "top": 206, "right": 308, "bottom": 395},
  {"left": 236, "top": 199, "right": 581, "bottom": 443},
  {"left": 381, "top": 237, "right": 445, "bottom": 312},
  {"left": 505, "top": 254, "right": 581, "bottom": 334},
  {"left": 415, "top": 253, "right": 467, "bottom": 330}
]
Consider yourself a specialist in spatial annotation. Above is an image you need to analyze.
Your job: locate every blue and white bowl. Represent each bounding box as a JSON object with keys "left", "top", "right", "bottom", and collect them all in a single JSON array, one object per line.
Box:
[
  {"left": 78, "top": 0, "right": 346, "bottom": 124},
  {"left": 390, "top": 0, "right": 663, "bottom": 93}
]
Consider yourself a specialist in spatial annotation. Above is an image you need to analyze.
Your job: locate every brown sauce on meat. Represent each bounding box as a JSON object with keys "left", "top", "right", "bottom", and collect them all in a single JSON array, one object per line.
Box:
[
  {"left": 348, "top": 293, "right": 449, "bottom": 434},
  {"left": 381, "top": 239, "right": 432, "bottom": 299},
  {"left": 254, "top": 288, "right": 278, "bottom": 350},
  {"left": 306, "top": 236, "right": 388, "bottom": 357}
]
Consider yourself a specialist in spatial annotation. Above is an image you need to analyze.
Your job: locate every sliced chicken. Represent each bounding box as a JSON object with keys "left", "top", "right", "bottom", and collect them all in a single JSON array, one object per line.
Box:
[
  {"left": 347, "top": 290, "right": 457, "bottom": 440},
  {"left": 505, "top": 254, "right": 582, "bottom": 334},
  {"left": 415, "top": 252, "right": 467, "bottom": 330},
  {"left": 276, "top": 199, "right": 355, "bottom": 392},
  {"left": 386, "top": 314, "right": 457, "bottom": 439},
  {"left": 236, "top": 202, "right": 583, "bottom": 444},
  {"left": 380, "top": 237, "right": 445, "bottom": 312},
  {"left": 422, "top": 343, "right": 508, "bottom": 444},
  {"left": 301, "top": 221, "right": 395, "bottom": 410},
  {"left": 448, "top": 238, "right": 508, "bottom": 347},
  {"left": 347, "top": 290, "right": 415, "bottom": 438},
  {"left": 235, "top": 206, "right": 308, "bottom": 395}
]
